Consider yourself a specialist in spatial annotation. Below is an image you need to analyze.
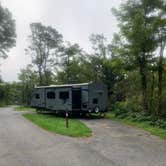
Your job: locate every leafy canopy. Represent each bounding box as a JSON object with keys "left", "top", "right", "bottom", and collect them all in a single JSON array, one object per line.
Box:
[{"left": 0, "top": 4, "right": 16, "bottom": 59}]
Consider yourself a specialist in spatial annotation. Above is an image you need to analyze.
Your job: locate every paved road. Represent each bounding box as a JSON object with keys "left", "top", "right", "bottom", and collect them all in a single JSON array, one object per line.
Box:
[{"left": 0, "top": 107, "right": 166, "bottom": 166}]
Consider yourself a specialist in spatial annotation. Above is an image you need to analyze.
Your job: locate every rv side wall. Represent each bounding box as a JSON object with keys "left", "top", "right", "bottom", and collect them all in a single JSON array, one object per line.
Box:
[
  {"left": 47, "top": 87, "right": 72, "bottom": 111},
  {"left": 31, "top": 88, "right": 45, "bottom": 108},
  {"left": 88, "top": 82, "right": 108, "bottom": 112},
  {"left": 31, "top": 82, "right": 108, "bottom": 113},
  {"left": 81, "top": 85, "right": 89, "bottom": 111}
]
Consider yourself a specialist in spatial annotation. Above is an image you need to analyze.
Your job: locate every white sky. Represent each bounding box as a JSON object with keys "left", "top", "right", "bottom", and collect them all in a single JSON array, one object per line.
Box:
[{"left": 1, "top": 0, "right": 122, "bottom": 82}]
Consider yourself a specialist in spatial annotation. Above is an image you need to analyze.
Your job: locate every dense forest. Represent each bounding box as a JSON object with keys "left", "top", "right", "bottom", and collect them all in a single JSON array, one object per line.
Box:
[{"left": 0, "top": 0, "right": 166, "bottom": 127}]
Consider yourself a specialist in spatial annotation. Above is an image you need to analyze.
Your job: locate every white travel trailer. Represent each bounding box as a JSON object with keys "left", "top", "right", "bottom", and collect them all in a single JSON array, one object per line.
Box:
[{"left": 31, "top": 82, "right": 108, "bottom": 114}]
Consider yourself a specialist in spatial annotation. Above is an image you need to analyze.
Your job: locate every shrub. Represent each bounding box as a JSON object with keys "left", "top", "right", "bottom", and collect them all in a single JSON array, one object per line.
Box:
[
  {"left": 113, "top": 101, "right": 143, "bottom": 118},
  {"left": 112, "top": 101, "right": 166, "bottom": 129},
  {"left": 154, "top": 120, "right": 166, "bottom": 129}
]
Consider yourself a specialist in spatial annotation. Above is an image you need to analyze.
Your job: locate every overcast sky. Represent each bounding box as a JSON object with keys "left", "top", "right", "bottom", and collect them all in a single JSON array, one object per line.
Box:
[{"left": 1, "top": 0, "right": 122, "bottom": 82}]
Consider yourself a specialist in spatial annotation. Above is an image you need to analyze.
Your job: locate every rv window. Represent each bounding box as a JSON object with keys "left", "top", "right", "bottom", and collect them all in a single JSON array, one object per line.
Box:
[
  {"left": 59, "top": 91, "right": 69, "bottom": 100},
  {"left": 98, "top": 92, "right": 103, "bottom": 96},
  {"left": 47, "top": 91, "right": 55, "bottom": 99},
  {"left": 93, "top": 98, "right": 98, "bottom": 104},
  {"left": 35, "top": 94, "right": 40, "bottom": 99}
]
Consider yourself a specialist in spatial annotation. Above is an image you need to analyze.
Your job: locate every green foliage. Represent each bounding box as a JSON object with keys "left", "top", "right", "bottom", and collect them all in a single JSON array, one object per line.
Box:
[
  {"left": 89, "top": 34, "right": 111, "bottom": 58},
  {"left": 0, "top": 4, "right": 16, "bottom": 59},
  {"left": 56, "top": 43, "right": 85, "bottom": 84},
  {"left": 112, "top": 0, "right": 166, "bottom": 115},
  {"left": 27, "top": 22, "right": 63, "bottom": 85},
  {"left": 4, "top": 1, "right": 164, "bottom": 119},
  {"left": 0, "top": 82, "right": 21, "bottom": 106},
  {"left": 0, "top": 67, "right": 38, "bottom": 106},
  {"left": 113, "top": 101, "right": 143, "bottom": 117},
  {"left": 18, "top": 65, "right": 38, "bottom": 105},
  {"left": 23, "top": 113, "right": 92, "bottom": 137},
  {"left": 112, "top": 101, "right": 166, "bottom": 129},
  {"left": 15, "top": 106, "right": 36, "bottom": 112},
  {"left": 112, "top": 0, "right": 158, "bottom": 112}
]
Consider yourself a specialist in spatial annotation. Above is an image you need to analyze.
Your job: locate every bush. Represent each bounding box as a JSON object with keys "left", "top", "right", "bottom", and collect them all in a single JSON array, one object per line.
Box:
[
  {"left": 152, "top": 120, "right": 166, "bottom": 129},
  {"left": 113, "top": 101, "right": 143, "bottom": 117},
  {"left": 112, "top": 101, "right": 166, "bottom": 129}
]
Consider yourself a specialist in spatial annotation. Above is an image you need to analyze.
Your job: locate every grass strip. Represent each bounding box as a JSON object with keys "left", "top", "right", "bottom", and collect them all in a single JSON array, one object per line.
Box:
[
  {"left": 15, "top": 106, "right": 36, "bottom": 112},
  {"left": 23, "top": 113, "right": 92, "bottom": 137}
]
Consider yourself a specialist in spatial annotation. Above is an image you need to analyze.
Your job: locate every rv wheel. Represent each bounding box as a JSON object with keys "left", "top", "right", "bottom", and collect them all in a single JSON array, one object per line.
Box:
[{"left": 95, "top": 107, "right": 100, "bottom": 113}]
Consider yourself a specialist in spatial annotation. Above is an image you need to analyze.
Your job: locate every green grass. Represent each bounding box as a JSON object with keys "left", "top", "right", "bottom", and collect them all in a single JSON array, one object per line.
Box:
[
  {"left": 106, "top": 112, "right": 166, "bottom": 140},
  {"left": 0, "top": 105, "right": 6, "bottom": 108},
  {"left": 0, "top": 102, "right": 8, "bottom": 107},
  {"left": 23, "top": 113, "right": 92, "bottom": 137},
  {"left": 15, "top": 106, "right": 36, "bottom": 112}
]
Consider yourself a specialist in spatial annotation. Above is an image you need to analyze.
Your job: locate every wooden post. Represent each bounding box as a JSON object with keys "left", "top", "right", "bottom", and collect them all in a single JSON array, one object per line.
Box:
[{"left": 66, "top": 111, "right": 69, "bottom": 128}]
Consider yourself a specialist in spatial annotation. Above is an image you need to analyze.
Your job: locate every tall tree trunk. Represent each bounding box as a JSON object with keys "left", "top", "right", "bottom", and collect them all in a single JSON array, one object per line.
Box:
[
  {"left": 44, "top": 69, "right": 49, "bottom": 86},
  {"left": 66, "top": 54, "right": 70, "bottom": 84},
  {"left": 158, "top": 41, "right": 165, "bottom": 116},
  {"left": 139, "top": 55, "right": 148, "bottom": 113},
  {"left": 38, "top": 68, "right": 43, "bottom": 86},
  {"left": 151, "top": 71, "right": 154, "bottom": 98},
  {"left": 44, "top": 48, "right": 50, "bottom": 86},
  {"left": 150, "top": 71, "right": 155, "bottom": 114}
]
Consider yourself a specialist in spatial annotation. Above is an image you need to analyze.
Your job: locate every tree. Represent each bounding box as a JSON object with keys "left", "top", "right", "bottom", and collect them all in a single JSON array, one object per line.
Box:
[
  {"left": 56, "top": 59, "right": 83, "bottom": 84},
  {"left": 0, "top": 82, "right": 20, "bottom": 106},
  {"left": 57, "top": 42, "right": 83, "bottom": 84},
  {"left": 154, "top": 13, "right": 166, "bottom": 115},
  {"left": 26, "top": 23, "right": 63, "bottom": 85},
  {"left": 18, "top": 65, "right": 38, "bottom": 105},
  {"left": 89, "top": 34, "right": 111, "bottom": 59},
  {"left": 88, "top": 34, "right": 112, "bottom": 81},
  {"left": 112, "top": 0, "right": 164, "bottom": 113},
  {"left": 0, "top": 3, "right": 16, "bottom": 59},
  {"left": 0, "top": 3, "right": 16, "bottom": 80}
]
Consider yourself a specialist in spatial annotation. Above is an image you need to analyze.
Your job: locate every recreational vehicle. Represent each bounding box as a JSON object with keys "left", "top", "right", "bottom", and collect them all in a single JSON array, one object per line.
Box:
[{"left": 31, "top": 82, "right": 108, "bottom": 115}]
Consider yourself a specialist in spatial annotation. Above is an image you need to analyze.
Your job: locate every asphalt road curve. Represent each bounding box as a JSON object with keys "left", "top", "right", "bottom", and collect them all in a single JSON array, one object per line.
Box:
[{"left": 0, "top": 107, "right": 166, "bottom": 166}]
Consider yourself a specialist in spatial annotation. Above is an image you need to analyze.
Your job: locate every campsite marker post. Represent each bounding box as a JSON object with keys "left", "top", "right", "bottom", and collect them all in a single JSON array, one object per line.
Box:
[{"left": 66, "top": 111, "right": 69, "bottom": 128}]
